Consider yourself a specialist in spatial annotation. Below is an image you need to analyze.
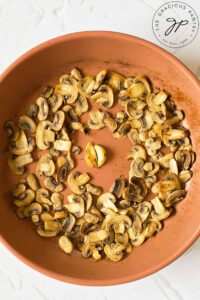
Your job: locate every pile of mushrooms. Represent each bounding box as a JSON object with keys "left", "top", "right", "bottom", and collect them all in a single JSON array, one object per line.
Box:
[{"left": 4, "top": 68, "right": 195, "bottom": 262}]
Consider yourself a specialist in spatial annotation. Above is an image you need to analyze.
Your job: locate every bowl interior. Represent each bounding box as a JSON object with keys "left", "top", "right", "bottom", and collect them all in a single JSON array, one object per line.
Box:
[{"left": 0, "top": 32, "right": 200, "bottom": 285}]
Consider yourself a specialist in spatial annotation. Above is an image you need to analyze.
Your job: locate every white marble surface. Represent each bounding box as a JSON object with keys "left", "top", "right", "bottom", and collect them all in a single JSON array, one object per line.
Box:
[{"left": 0, "top": 0, "right": 200, "bottom": 299}]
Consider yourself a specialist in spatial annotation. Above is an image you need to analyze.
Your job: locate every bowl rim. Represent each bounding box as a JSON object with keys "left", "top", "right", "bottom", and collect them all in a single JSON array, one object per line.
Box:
[{"left": 0, "top": 31, "right": 200, "bottom": 286}]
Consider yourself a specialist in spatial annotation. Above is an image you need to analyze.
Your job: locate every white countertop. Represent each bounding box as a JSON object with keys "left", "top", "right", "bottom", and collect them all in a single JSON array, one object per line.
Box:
[{"left": 0, "top": 0, "right": 199, "bottom": 299}]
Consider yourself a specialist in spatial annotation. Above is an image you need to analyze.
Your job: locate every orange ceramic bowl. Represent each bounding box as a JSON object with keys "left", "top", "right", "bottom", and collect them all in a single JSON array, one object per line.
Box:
[{"left": 0, "top": 32, "right": 200, "bottom": 286}]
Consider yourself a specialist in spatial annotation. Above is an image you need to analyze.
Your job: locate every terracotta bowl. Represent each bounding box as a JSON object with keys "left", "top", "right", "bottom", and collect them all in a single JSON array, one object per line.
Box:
[{"left": 0, "top": 32, "right": 200, "bottom": 286}]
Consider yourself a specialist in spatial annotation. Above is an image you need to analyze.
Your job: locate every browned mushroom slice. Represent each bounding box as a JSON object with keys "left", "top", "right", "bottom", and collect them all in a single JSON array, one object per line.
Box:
[
  {"left": 26, "top": 174, "right": 40, "bottom": 191},
  {"left": 51, "top": 110, "right": 65, "bottom": 131},
  {"left": 106, "top": 215, "right": 132, "bottom": 233},
  {"left": 4, "top": 121, "right": 20, "bottom": 141},
  {"left": 152, "top": 90, "right": 168, "bottom": 105},
  {"left": 145, "top": 138, "right": 161, "bottom": 156},
  {"left": 175, "top": 150, "right": 193, "bottom": 170},
  {"left": 134, "top": 76, "right": 151, "bottom": 95},
  {"left": 51, "top": 192, "right": 63, "bottom": 210},
  {"left": 59, "top": 236, "right": 73, "bottom": 254},
  {"left": 165, "top": 189, "right": 186, "bottom": 207},
  {"left": 48, "top": 94, "right": 63, "bottom": 113},
  {"left": 40, "top": 212, "right": 54, "bottom": 221},
  {"left": 9, "top": 129, "right": 34, "bottom": 155},
  {"left": 127, "top": 128, "right": 140, "bottom": 145},
  {"left": 37, "top": 228, "right": 58, "bottom": 237},
  {"left": 104, "top": 243, "right": 125, "bottom": 261},
  {"left": 14, "top": 189, "right": 35, "bottom": 207},
  {"left": 88, "top": 110, "right": 105, "bottom": 130},
  {"left": 23, "top": 203, "right": 42, "bottom": 222},
  {"left": 70, "top": 68, "right": 83, "bottom": 81},
  {"left": 107, "top": 71, "right": 125, "bottom": 91},
  {"left": 65, "top": 196, "right": 85, "bottom": 218},
  {"left": 129, "top": 158, "right": 145, "bottom": 178},
  {"left": 127, "top": 145, "right": 147, "bottom": 160},
  {"left": 125, "top": 100, "right": 146, "bottom": 119},
  {"left": 96, "top": 192, "right": 116, "bottom": 210},
  {"left": 144, "top": 219, "right": 162, "bottom": 238},
  {"left": 82, "top": 192, "right": 93, "bottom": 211},
  {"left": 75, "top": 94, "right": 89, "bottom": 116},
  {"left": 36, "top": 97, "right": 49, "bottom": 120},
  {"left": 37, "top": 153, "right": 55, "bottom": 177},
  {"left": 78, "top": 76, "right": 96, "bottom": 96},
  {"left": 36, "top": 120, "right": 52, "bottom": 150},
  {"left": 163, "top": 129, "right": 187, "bottom": 143},
  {"left": 113, "top": 122, "right": 131, "bottom": 140},
  {"left": 84, "top": 212, "right": 99, "bottom": 224},
  {"left": 91, "top": 84, "right": 114, "bottom": 108},
  {"left": 36, "top": 188, "right": 52, "bottom": 205},
  {"left": 53, "top": 140, "right": 72, "bottom": 151},
  {"left": 103, "top": 115, "right": 117, "bottom": 132},
  {"left": 127, "top": 83, "right": 145, "bottom": 99},
  {"left": 7, "top": 153, "right": 32, "bottom": 175},
  {"left": 26, "top": 104, "right": 38, "bottom": 119},
  {"left": 67, "top": 172, "right": 90, "bottom": 195},
  {"left": 86, "top": 183, "right": 102, "bottom": 195},
  {"left": 18, "top": 115, "right": 36, "bottom": 133},
  {"left": 44, "top": 176, "right": 64, "bottom": 192},
  {"left": 93, "top": 69, "right": 107, "bottom": 90},
  {"left": 151, "top": 197, "right": 170, "bottom": 220},
  {"left": 12, "top": 182, "right": 27, "bottom": 197},
  {"left": 137, "top": 201, "right": 152, "bottom": 222},
  {"left": 55, "top": 76, "right": 78, "bottom": 104},
  {"left": 40, "top": 85, "right": 54, "bottom": 98},
  {"left": 44, "top": 220, "right": 60, "bottom": 231},
  {"left": 179, "top": 170, "right": 193, "bottom": 184},
  {"left": 61, "top": 213, "right": 76, "bottom": 233},
  {"left": 109, "top": 176, "right": 127, "bottom": 198}
]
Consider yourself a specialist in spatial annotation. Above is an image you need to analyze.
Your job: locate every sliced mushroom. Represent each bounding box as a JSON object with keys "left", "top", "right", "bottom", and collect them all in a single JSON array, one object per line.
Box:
[
  {"left": 127, "top": 145, "right": 146, "bottom": 160},
  {"left": 91, "top": 84, "right": 114, "bottom": 108},
  {"left": 59, "top": 235, "right": 73, "bottom": 254},
  {"left": 109, "top": 176, "right": 127, "bottom": 198},
  {"left": 51, "top": 192, "right": 63, "bottom": 210},
  {"left": 26, "top": 104, "right": 38, "bottom": 119},
  {"left": 55, "top": 76, "right": 78, "bottom": 104},
  {"left": 129, "top": 158, "right": 145, "bottom": 178},
  {"left": 78, "top": 76, "right": 95, "bottom": 95},
  {"left": 86, "top": 183, "right": 102, "bottom": 195},
  {"left": 48, "top": 94, "right": 63, "bottom": 113},
  {"left": 36, "top": 188, "right": 52, "bottom": 205},
  {"left": 4, "top": 121, "right": 20, "bottom": 141},
  {"left": 36, "top": 97, "right": 49, "bottom": 120},
  {"left": 137, "top": 201, "right": 152, "bottom": 222},
  {"left": 88, "top": 110, "right": 105, "bottom": 130},
  {"left": 103, "top": 115, "right": 117, "bottom": 132},
  {"left": 37, "top": 153, "right": 55, "bottom": 177},
  {"left": 70, "top": 68, "right": 83, "bottom": 81},
  {"left": 179, "top": 170, "right": 193, "bottom": 184},
  {"left": 96, "top": 192, "right": 116, "bottom": 209},
  {"left": 67, "top": 172, "right": 90, "bottom": 194},
  {"left": 36, "top": 120, "right": 52, "bottom": 150},
  {"left": 53, "top": 140, "right": 72, "bottom": 151},
  {"left": 82, "top": 192, "right": 93, "bottom": 211},
  {"left": 65, "top": 196, "right": 85, "bottom": 218},
  {"left": 113, "top": 122, "right": 131, "bottom": 140},
  {"left": 93, "top": 69, "right": 107, "bottom": 90},
  {"left": 107, "top": 71, "right": 125, "bottom": 91},
  {"left": 44, "top": 220, "right": 60, "bottom": 231},
  {"left": 165, "top": 189, "right": 186, "bottom": 207},
  {"left": 18, "top": 115, "right": 36, "bottom": 133},
  {"left": 61, "top": 213, "right": 76, "bottom": 233},
  {"left": 51, "top": 110, "right": 65, "bottom": 131},
  {"left": 40, "top": 212, "right": 54, "bottom": 221},
  {"left": 14, "top": 189, "right": 35, "bottom": 207},
  {"left": 151, "top": 197, "right": 170, "bottom": 220},
  {"left": 9, "top": 129, "right": 34, "bottom": 155},
  {"left": 44, "top": 176, "right": 64, "bottom": 192},
  {"left": 23, "top": 203, "right": 42, "bottom": 218},
  {"left": 26, "top": 174, "right": 40, "bottom": 191},
  {"left": 37, "top": 228, "right": 58, "bottom": 237},
  {"left": 8, "top": 153, "right": 33, "bottom": 175},
  {"left": 125, "top": 100, "right": 146, "bottom": 119},
  {"left": 104, "top": 243, "right": 125, "bottom": 261},
  {"left": 40, "top": 85, "right": 54, "bottom": 98},
  {"left": 12, "top": 182, "right": 26, "bottom": 197},
  {"left": 144, "top": 219, "right": 162, "bottom": 238},
  {"left": 106, "top": 215, "right": 132, "bottom": 233},
  {"left": 75, "top": 94, "right": 89, "bottom": 116}
]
